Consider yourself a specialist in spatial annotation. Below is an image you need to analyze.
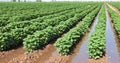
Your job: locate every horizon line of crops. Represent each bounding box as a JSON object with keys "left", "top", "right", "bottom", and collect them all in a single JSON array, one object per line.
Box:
[
  {"left": 0, "top": 4, "right": 98, "bottom": 51},
  {"left": 0, "top": 2, "right": 90, "bottom": 16},
  {"left": 108, "top": 6, "right": 120, "bottom": 39},
  {"left": 23, "top": 5, "right": 101, "bottom": 52},
  {"left": 88, "top": 5, "right": 106, "bottom": 59},
  {"left": 54, "top": 5, "right": 101, "bottom": 55}
]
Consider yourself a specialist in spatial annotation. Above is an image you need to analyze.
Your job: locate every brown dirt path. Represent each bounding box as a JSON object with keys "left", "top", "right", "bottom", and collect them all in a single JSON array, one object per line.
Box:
[
  {"left": 88, "top": 56, "right": 106, "bottom": 63},
  {"left": 45, "top": 33, "right": 88, "bottom": 63},
  {"left": 0, "top": 47, "right": 25, "bottom": 63},
  {"left": 107, "top": 3, "right": 120, "bottom": 17},
  {"left": 8, "top": 44, "right": 56, "bottom": 63}
]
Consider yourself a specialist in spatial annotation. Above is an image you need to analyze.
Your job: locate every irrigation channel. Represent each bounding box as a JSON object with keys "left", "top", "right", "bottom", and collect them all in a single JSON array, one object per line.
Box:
[
  {"left": 71, "top": 8, "right": 100, "bottom": 63},
  {"left": 1, "top": 6, "right": 120, "bottom": 63},
  {"left": 0, "top": 8, "right": 102, "bottom": 63},
  {"left": 44, "top": 8, "right": 101, "bottom": 63},
  {"left": 106, "top": 9, "right": 120, "bottom": 63}
]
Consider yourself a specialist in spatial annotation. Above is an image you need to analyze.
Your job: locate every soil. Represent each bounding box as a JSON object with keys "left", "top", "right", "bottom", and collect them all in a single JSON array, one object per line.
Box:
[
  {"left": 45, "top": 31, "right": 106, "bottom": 63},
  {"left": 87, "top": 8, "right": 107, "bottom": 63},
  {"left": 88, "top": 56, "right": 106, "bottom": 63},
  {"left": 0, "top": 47, "right": 25, "bottom": 63},
  {"left": 107, "top": 4, "right": 120, "bottom": 53},
  {"left": 0, "top": 14, "right": 84, "bottom": 63},
  {"left": 107, "top": 3, "right": 120, "bottom": 17},
  {"left": 7, "top": 44, "right": 56, "bottom": 63},
  {"left": 45, "top": 54, "right": 70, "bottom": 63},
  {"left": 106, "top": 7, "right": 120, "bottom": 63},
  {"left": 44, "top": 9, "right": 104, "bottom": 63},
  {"left": 107, "top": 6, "right": 120, "bottom": 60},
  {"left": 0, "top": 6, "right": 108, "bottom": 63},
  {"left": 44, "top": 33, "right": 88, "bottom": 63}
]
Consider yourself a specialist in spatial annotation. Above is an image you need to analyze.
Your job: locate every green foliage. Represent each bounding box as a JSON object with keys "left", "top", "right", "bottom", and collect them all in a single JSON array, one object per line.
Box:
[
  {"left": 0, "top": 33, "right": 18, "bottom": 51},
  {"left": 0, "top": 2, "right": 93, "bottom": 27},
  {"left": 108, "top": 7, "right": 120, "bottom": 38},
  {"left": 88, "top": 6, "right": 106, "bottom": 59},
  {"left": 23, "top": 5, "right": 100, "bottom": 52},
  {"left": 109, "top": 2, "right": 120, "bottom": 11},
  {"left": 0, "top": 2, "right": 102, "bottom": 51},
  {"left": 54, "top": 6, "right": 100, "bottom": 55}
]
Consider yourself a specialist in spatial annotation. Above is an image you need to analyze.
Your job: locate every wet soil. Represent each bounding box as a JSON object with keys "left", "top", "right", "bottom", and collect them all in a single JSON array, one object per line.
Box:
[
  {"left": 0, "top": 9, "right": 85, "bottom": 63},
  {"left": 72, "top": 9, "right": 100, "bottom": 63},
  {"left": 88, "top": 56, "right": 106, "bottom": 63},
  {"left": 0, "top": 6, "right": 114, "bottom": 63},
  {"left": 8, "top": 44, "right": 56, "bottom": 63},
  {"left": 0, "top": 47, "right": 25, "bottom": 63},
  {"left": 44, "top": 8, "right": 102, "bottom": 63},
  {"left": 45, "top": 31, "right": 89, "bottom": 63},
  {"left": 45, "top": 54, "right": 70, "bottom": 63},
  {"left": 0, "top": 10, "right": 86, "bottom": 63},
  {"left": 106, "top": 3, "right": 120, "bottom": 55},
  {"left": 106, "top": 8, "right": 120, "bottom": 63},
  {"left": 107, "top": 3, "right": 120, "bottom": 59},
  {"left": 43, "top": 17, "right": 90, "bottom": 63}
]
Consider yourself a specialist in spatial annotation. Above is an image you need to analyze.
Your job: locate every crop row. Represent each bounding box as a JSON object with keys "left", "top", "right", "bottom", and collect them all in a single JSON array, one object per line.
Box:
[
  {"left": 54, "top": 6, "right": 101, "bottom": 55},
  {"left": 109, "top": 2, "right": 120, "bottom": 11},
  {"left": 0, "top": 2, "right": 88, "bottom": 17},
  {"left": 0, "top": 5, "right": 92, "bottom": 33},
  {"left": 23, "top": 5, "right": 101, "bottom": 52},
  {"left": 88, "top": 6, "right": 106, "bottom": 59},
  {"left": 0, "top": 4, "right": 98, "bottom": 51},
  {"left": 108, "top": 7, "right": 120, "bottom": 39},
  {"left": 0, "top": 3, "right": 92, "bottom": 27},
  {"left": 0, "top": 5, "right": 79, "bottom": 27}
]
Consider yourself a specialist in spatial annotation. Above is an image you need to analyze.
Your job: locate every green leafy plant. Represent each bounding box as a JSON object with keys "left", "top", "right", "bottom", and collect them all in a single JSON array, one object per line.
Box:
[
  {"left": 54, "top": 6, "right": 101, "bottom": 55},
  {"left": 108, "top": 7, "right": 120, "bottom": 39},
  {"left": 88, "top": 6, "right": 106, "bottom": 59}
]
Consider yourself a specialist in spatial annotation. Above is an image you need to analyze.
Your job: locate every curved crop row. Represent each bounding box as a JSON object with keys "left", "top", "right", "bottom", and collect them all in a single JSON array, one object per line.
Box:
[
  {"left": 88, "top": 6, "right": 106, "bottom": 59},
  {"left": 54, "top": 6, "right": 101, "bottom": 55},
  {"left": 23, "top": 5, "right": 100, "bottom": 52},
  {"left": 0, "top": 5, "right": 97, "bottom": 51}
]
